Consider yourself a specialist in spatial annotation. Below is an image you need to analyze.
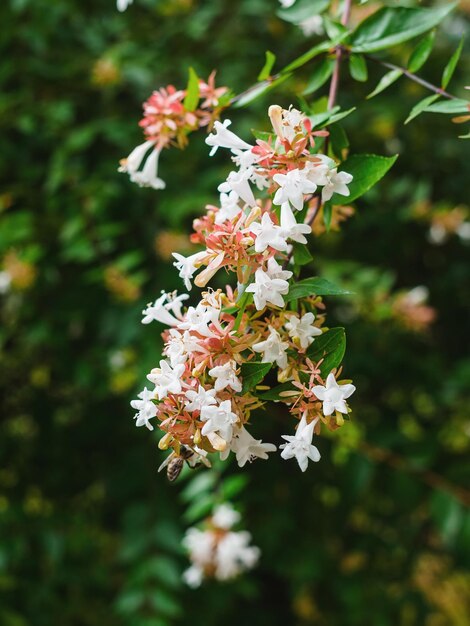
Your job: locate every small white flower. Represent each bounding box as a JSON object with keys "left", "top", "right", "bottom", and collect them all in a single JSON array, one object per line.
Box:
[
  {"left": 253, "top": 326, "right": 289, "bottom": 369},
  {"left": 266, "top": 257, "right": 293, "bottom": 282},
  {"left": 142, "top": 292, "right": 188, "bottom": 326},
  {"left": 280, "top": 202, "right": 312, "bottom": 244},
  {"left": 200, "top": 399, "right": 239, "bottom": 441},
  {"left": 117, "top": 0, "right": 133, "bottom": 11},
  {"left": 284, "top": 312, "right": 322, "bottom": 349},
  {"left": 298, "top": 15, "right": 324, "bottom": 37},
  {"left": 206, "top": 119, "right": 253, "bottom": 156},
  {"left": 321, "top": 168, "right": 353, "bottom": 202},
  {"left": 250, "top": 213, "right": 289, "bottom": 253},
  {"left": 130, "top": 387, "right": 157, "bottom": 430},
  {"left": 183, "top": 527, "right": 215, "bottom": 566},
  {"left": 280, "top": 413, "right": 321, "bottom": 472},
  {"left": 218, "top": 168, "right": 256, "bottom": 207},
  {"left": 245, "top": 268, "right": 290, "bottom": 311},
  {"left": 215, "top": 191, "right": 241, "bottom": 224},
  {"left": 165, "top": 330, "right": 203, "bottom": 366},
  {"left": 183, "top": 564, "right": 204, "bottom": 588},
  {"left": 212, "top": 503, "right": 241, "bottom": 529},
  {"left": 208, "top": 361, "right": 242, "bottom": 393},
  {"left": 225, "top": 426, "right": 277, "bottom": 467},
  {"left": 215, "top": 531, "right": 260, "bottom": 580},
  {"left": 129, "top": 146, "right": 166, "bottom": 190},
  {"left": 178, "top": 302, "right": 221, "bottom": 338},
  {"left": 311, "top": 372, "right": 356, "bottom": 416},
  {"left": 184, "top": 385, "right": 218, "bottom": 412},
  {"left": 273, "top": 168, "right": 318, "bottom": 210},
  {"left": 172, "top": 251, "right": 206, "bottom": 290},
  {"left": 0, "top": 270, "right": 12, "bottom": 295},
  {"left": 147, "top": 360, "right": 185, "bottom": 400},
  {"left": 279, "top": 0, "right": 296, "bottom": 7}
]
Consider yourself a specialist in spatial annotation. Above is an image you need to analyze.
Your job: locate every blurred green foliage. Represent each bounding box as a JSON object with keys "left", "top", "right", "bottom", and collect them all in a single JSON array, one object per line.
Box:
[{"left": 0, "top": 0, "right": 469, "bottom": 625}]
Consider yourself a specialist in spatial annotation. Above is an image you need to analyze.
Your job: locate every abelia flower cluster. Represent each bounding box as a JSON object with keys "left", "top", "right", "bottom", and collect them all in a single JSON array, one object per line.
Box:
[
  {"left": 131, "top": 104, "right": 356, "bottom": 474},
  {"left": 119, "top": 73, "right": 229, "bottom": 190},
  {"left": 183, "top": 503, "right": 260, "bottom": 587}
]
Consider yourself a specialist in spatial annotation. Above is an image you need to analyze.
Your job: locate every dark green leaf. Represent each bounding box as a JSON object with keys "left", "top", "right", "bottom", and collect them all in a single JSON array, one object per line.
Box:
[
  {"left": 408, "top": 31, "right": 435, "bottom": 73},
  {"left": 328, "top": 123, "right": 349, "bottom": 159},
  {"left": 442, "top": 36, "right": 465, "bottom": 89},
  {"left": 367, "top": 69, "right": 402, "bottom": 99},
  {"left": 424, "top": 99, "right": 470, "bottom": 115},
  {"left": 257, "top": 381, "right": 298, "bottom": 402},
  {"left": 349, "top": 54, "right": 368, "bottom": 82},
  {"left": 350, "top": 4, "right": 457, "bottom": 53},
  {"left": 233, "top": 74, "right": 291, "bottom": 108},
  {"left": 240, "top": 362, "right": 272, "bottom": 393},
  {"left": 302, "top": 58, "right": 334, "bottom": 95},
  {"left": 306, "top": 327, "right": 346, "bottom": 375},
  {"left": 285, "top": 277, "right": 352, "bottom": 302},
  {"left": 323, "top": 202, "right": 332, "bottom": 231},
  {"left": 330, "top": 153, "right": 398, "bottom": 204},
  {"left": 180, "top": 472, "right": 217, "bottom": 503},
  {"left": 282, "top": 40, "right": 332, "bottom": 73},
  {"left": 258, "top": 50, "right": 276, "bottom": 81},
  {"left": 293, "top": 242, "right": 313, "bottom": 266},
  {"left": 404, "top": 94, "right": 439, "bottom": 124},
  {"left": 183, "top": 67, "right": 200, "bottom": 111}
]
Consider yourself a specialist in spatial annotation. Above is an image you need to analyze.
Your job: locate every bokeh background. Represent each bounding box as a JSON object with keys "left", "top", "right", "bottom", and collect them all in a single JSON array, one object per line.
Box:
[{"left": 1, "top": 0, "right": 469, "bottom": 624}]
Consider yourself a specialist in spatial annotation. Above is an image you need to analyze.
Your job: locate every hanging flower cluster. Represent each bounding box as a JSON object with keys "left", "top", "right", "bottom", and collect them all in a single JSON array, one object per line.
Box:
[
  {"left": 119, "top": 73, "right": 229, "bottom": 190},
  {"left": 182, "top": 503, "right": 260, "bottom": 587},
  {"left": 131, "top": 103, "right": 356, "bottom": 474}
]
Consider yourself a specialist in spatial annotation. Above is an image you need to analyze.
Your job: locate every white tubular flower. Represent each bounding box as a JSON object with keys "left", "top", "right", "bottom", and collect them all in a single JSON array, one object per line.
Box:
[
  {"left": 142, "top": 292, "right": 183, "bottom": 326},
  {"left": 280, "top": 413, "right": 321, "bottom": 472},
  {"left": 273, "top": 168, "right": 318, "bottom": 210},
  {"left": 311, "top": 372, "right": 356, "bottom": 416},
  {"left": 215, "top": 531, "right": 260, "bottom": 580},
  {"left": 117, "top": 0, "right": 133, "bottom": 11},
  {"left": 119, "top": 140, "right": 154, "bottom": 174},
  {"left": 280, "top": 202, "right": 312, "bottom": 244},
  {"left": 212, "top": 503, "right": 241, "bottom": 530},
  {"left": 321, "top": 168, "right": 353, "bottom": 202},
  {"left": 130, "top": 146, "right": 166, "bottom": 190},
  {"left": 218, "top": 169, "right": 256, "bottom": 207},
  {"left": 172, "top": 251, "right": 206, "bottom": 291},
  {"left": 250, "top": 213, "right": 289, "bottom": 253},
  {"left": 165, "top": 329, "right": 203, "bottom": 366},
  {"left": 253, "top": 326, "right": 289, "bottom": 369},
  {"left": 200, "top": 400, "right": 239, "bottom": 442},
  {"left": 183, "top": 565, "right": 204, "bottom": 588},
  {"left": 130, "top": 387, "right": 157, "bottom": 430},
  {"left": 147, "top": 360, "right": 185, "bottom": 400},
  {"left": 183, "top": 527, "right": 216, "bottom": 566},
  {"left": 266, "top": 257, "right": 293, "bottom": 282},
  {"left": 279, "top": 0, "right": 296, "bottom": 7},
  {"left": 245, "top": 268, "right": 290, "bottom": 311},
  {"left": 228, "top": 426, "right": 277, "bottom": 467},
  {"left": 184, "top": 385, "right": 218, "bottom": 412},
  {"left": 284, "top": 312, "right": 322, "bottom": 349},
  {"left": 206, "top": 119, "right": 253, "bottom": 156},
  {"left": 215, "top": 191, "right": 241, "bottom": 224},
  {"left": 178, "top": 302, "right": 221, "bottom": 338},
  {"left": 208, "top": 361, "right": 242, "bottom": 393}
]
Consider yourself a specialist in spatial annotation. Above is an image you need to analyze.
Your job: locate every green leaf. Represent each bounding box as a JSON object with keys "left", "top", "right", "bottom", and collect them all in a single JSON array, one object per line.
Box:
[
  {"left": 350, "top": 4, "right": 457, "bottom": 53},
  {"left": 251, "top": 129, "right": 274, "bottom": 142},
  {"left": 302, "top": 58, "right": 334, "bottom": 95},
  {"left": 277, "top": 0, "right": 330, "bottom": 24},
  {"left": 442, "top": 36, "right": 465, "bottom": 89},
  {"left": 366, "top": 69, "right": 402, "bottom": 99},
  {"left": 306, "top": 327, "right": 346, "bottom": 375},
  {"left": 183, "top": 494, "right": 214, "bottom": 523},
  {"left": 424, "top": 99, "right": 470, "bottom": 115},
  {"left": 323, "top": 202, "right": 332, "bottom": 231},
  {"left": 404, "top": 94, "right": 439, "bottom": 124},
  {"left": 180, "top": 472, "right": 217, "bottom": 503},
  {"left": 328, "top": 123, "right": 349, "bottom": 159},
  {"left": 257, "top": 381, "right": 298, "bottom": 402},
  {"left": 183, "top": 67, "right": 200, "bottom": 112},
  {"left": 282, "top": 40, "right": 331, "bottom": 74},
  {"left": 309, "top": 106, "right": 356, "bottom": 129},
  {"left": 323, "top": 17, "right": 349, "bottom": 42},
  {"left": 285, "top": 277, "right": 352, "bottom": 302},
  {"left": 221, "top": 474, "right": 249, "bottom": 500},
  {"left": 349, "top": 54, "right": 368, "bottom": 82},
  {"left": 330, "top": 153, "right": 398, "bottom": 204},
  {"left": 240, "top": 362, "right": 272, "bottom": 393},
  {"left": 293, "top": 242, "right": 313, "bottom": 266},
  {"left": 407, "top": 31, "right": 435, "bottom": 73},
  {"left": 233, "top": 74, "right": 291, "bottom": 108},
  {"left": 258, "top": 50, "right": 276, "bottom": 81}
]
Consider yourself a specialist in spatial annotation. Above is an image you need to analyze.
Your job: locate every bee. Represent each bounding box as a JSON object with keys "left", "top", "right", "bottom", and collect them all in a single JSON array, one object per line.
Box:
[{"left": 158, "top": 445, "right": 211, "bottom": 482}]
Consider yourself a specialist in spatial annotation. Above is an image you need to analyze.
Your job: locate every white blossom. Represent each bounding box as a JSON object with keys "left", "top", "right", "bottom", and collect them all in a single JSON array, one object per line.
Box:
[
  {"left": 183, "top": 527, "right": 215, "bottom": 566},
  {"left": 184, "top": 385, "right": 217, "bottom": 412},
  {"left": 206, "top": 119, "right": 252, "bottom": 156},
  {"left": 321, "top": 168, "right": 353, "bottom": 202},
  {"left": 147, "top": 360, "right": 185, "bottom": 400},
  {"left": 266, "top": 257, "right": 293, "bottom": 282},
  {"left": 253, "top": 326, "right": 289, "bottom": 369},
  {"left": 273, "top": 167, "right": 318, "bottom": 210},
  {"left": 224, "top": 426, "right": 277, "bottom": 467},
  {"left": 212, "top": 503, "right": 241, "bottom": 529},
  {"left": 250, "top": 213, "right": 289, "bottom": 253},
  {"left": 0, "top": 270, "right": 12, "bottom": 295},
  {"left": 218, "top": 168, "right": 256, "bottom": 207},
  {"left": 142, "top": 291, "right": 188, "bottom": 326},
  {"left": 215, "top": 531, "right": 260, "bottom": 580},
  {"left": 215, "top": 191, "right": 242, "bottom": 224},
  {"left": 172, "top": 251, "right": 206, "bottom": 290},
  {"left": 126, "top": 145, "right": 165, "bottom": 190},
  {"left": 280, "top": 202, "right": 312, "bottom": 244},
  {"left": 130, "top": 387, "right": 157, "bottom": 430},
  {"left": 279, "top": 0, "right": 296, "bottom": 6},
  {"left": 311, "top": 372, "right": 356, "bottom": 416},
  {"left": 284, "top": 312, "right": 322, "bottom": 349},
  {"left": 280, "top": 413, "right": 321, "bottom": 472},
  {"left": 200, "top": 400, "right": 239, "bottom": 441},
  {"left": 246, "top": 268, "right": 290, "bottom": 311},
  {"left": 117, "top": 0, "right": 133, "bottom": 11},
  {"left": 178, "top": 302, "right": 221, "bottom": 338},
  {"left": 165, "top": 329, "right": 203, "bottom": 366},
  {"left": 298, "top": 15, "right": 324, "bottom": 37},
  {"left": 208, "top": 361, "right": 242, "bottom": 393},
  {"left": 183, "top": 565, "right": 204, "bottom": 588}
]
